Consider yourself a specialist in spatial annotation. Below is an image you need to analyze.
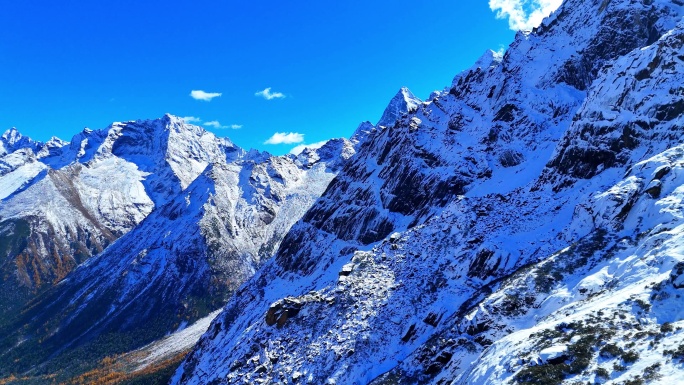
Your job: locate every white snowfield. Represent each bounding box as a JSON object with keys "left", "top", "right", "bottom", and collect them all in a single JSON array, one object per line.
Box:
[
  {"left": 173, "top": 0, "right": 684, "bottom": 384},
  {"left": 131, "top": 310, "right": 223, "bottom": 371}
]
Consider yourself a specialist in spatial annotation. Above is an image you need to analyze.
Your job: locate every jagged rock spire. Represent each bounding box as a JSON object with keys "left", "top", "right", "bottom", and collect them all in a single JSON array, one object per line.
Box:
[{"left": 377, "top": 87, "right": 422, "bottom": 127}]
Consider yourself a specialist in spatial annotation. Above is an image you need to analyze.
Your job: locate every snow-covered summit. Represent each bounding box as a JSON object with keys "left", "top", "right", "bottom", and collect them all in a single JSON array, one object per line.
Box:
[
  {"left": 294, "top": 138, "right": 355, "bottom": 168},
  {"left": 470, "top": 49, "right": 503, "bottom": 71},
  {"left": 0, "top": 127, "right": 38, "bottom": 156},
  {"left": 350, "top": 121, "right": 376, "bottom": 146},
  {"left": 1, "top": 127, "right": 22, "bottom": 143},
  {"left": 376, "top": 86, "right": 422, "bottom": 127}
]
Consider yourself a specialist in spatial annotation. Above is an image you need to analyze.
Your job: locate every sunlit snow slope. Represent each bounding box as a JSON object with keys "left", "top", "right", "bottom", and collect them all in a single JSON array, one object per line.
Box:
[{"left": 174, "top": 0, "right": 684, "bottom": 384}]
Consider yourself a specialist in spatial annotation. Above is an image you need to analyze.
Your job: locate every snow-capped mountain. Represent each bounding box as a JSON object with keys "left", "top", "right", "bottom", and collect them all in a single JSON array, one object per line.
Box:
[
  {"left": 0, "top": 115, "right": 353, "bottom": 380},
  {"left": 376, "top": 87, "right": 422, "bottom": 128},
  {"left": 0, "top": 128, "right": 39, "bottom": 156},
  {"left": 173, "top": 0, "right": 684, "bottom": 384},
  {"left": 0, "top": 115, "right": 237, "bottom": 320}
]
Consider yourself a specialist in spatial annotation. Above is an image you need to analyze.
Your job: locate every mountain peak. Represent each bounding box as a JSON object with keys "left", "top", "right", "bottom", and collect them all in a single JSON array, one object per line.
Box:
[
  {"left": 293, "top": 138, "right": 355, "bottom": 169},
  {"left": 471, "top": 49, "right": 503, "bottom": 71},
  {"left": 1, "top": 127, "right": 39, "bottom": 155},
  {"left": 162, "top": 113, "right": 186, "bottom": 125},
  {"left": 47, "top": 136, "right": 67, "bottom": 145},
  {"left": 2, "top": 127, "right": 23, "bottom": 142},
  {"left": 377, "top": 87, "right": 422, "bottom": 127},
  {"left": 350, "top": 121, "right": 375, "bottom": 146}
]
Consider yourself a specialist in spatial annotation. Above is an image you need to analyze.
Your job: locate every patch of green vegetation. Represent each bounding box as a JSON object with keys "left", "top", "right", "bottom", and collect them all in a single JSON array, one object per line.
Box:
[
  {"left": 515, "top": 364, "right": 566, "bottom": 385},
  {"left": 595, "top": 367, "right": 610, "bottom": 379},
  {"left": 0, "top": 218, "right": 30, "bottom": 258},
  {"left": 660, "top": 322, "right": 674, "bottom": 333},
  {"left": 0, "top": 272, "right": 220, "bottom": 383},
  {"left": 599, "top": 343, "right": 623, "bottom": 358},
  {"left": 642, "top": 363, "right": 661, "bottom": 381},
  {"left": 500, "top": 293, "right": 537, "bottom": 317},
  {"left": 515, "top": 313, "right": 646, "bottom": 385},
  {"left": 533, "top": 230, "right": 609, "bottom": 294},
  {"left": 531, "top": 328, "right": 568, "bottom": 349},
  {"left": 20, "top": 308, "right": 182, "bottom": 383},
  {"left": 515, "top": 329, "right": 597, "bottom": 384},
  {"left": 534, "top": 263, "right": 564, "bottom": 293},
  {"left": 633, "top": 298, "right": 651, "bottom": 312},
  {"left": 566, "top": 335, "right": 597, "bottom": 374},
  {"left": 621, "top": 350, "right": 639, "bottom": 364},
  {"left": 0, "top": 269, "right": 34, "bottom": 330},
  {"left": 125, "top": 359, "right": 182, "bottom": 385},
  {"left": 664, "top": 343, "right": 684, "bottom": 360},
  {"left": 621, "top": 376, "right": 644, "bottom": 385}
]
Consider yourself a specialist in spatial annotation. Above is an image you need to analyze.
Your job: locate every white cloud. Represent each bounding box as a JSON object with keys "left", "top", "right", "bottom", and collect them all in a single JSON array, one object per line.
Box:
[
  {"left": 489, "top": 0, "right": 562, "bottom": 31},
  {"left": 204, "top": 120, "right": 227, "bottom": 129},
  {"left": 255, "top": 87, "right": 286, "bottom": 100},
  {"left": 289, "top": 140, "right": 328, "bottom": 155},
  {"left": 264, "top": 132, "right": 304, "bottom": 145},
  {"left": 182, "top": 116, "right": 202, "bottom": 124},
  {"left": 190, "top": 90, "right": 222, "bottom": 101},
  {"left": 183, "top": 118, "right": 240, "bottom": 129}
]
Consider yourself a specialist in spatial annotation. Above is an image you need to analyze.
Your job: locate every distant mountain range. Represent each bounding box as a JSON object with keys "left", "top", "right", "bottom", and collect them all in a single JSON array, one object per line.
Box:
[
  {"left": 3, "top": 0, "right": 684, "bottom": 384},
  {"left": 0, "top": 115, "right": 353, "bottom": 382}
]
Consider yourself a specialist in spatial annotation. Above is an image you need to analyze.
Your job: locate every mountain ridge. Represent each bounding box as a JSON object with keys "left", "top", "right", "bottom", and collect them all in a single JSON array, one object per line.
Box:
[{"left": 172, "top": 0, "right": 684, "bottom": 384}]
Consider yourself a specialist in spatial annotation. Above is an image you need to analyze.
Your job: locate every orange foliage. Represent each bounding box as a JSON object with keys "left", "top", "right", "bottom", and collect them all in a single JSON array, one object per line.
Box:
[
  {"left": 0, "top": 373, "right": 56, "bottom": 384},
  {"left": 0, "top": 349, "right": 188, "bottom": 385},
  {"left": 60, "top": 350, "right": 188, "bottom": 385}
]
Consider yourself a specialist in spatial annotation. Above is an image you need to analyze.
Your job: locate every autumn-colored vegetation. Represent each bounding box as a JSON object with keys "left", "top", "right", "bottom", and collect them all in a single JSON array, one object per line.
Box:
[
  {"left": 62, "top": 350, "right": 188, "bottom": 385},
  {"left": 0, "top": 375, "right": 27, "bottom": 385},
  {"left": 0, "top": 350, "right": 187, "bottom": 385},
  {"left": 0, "top": 374, "right": 55, "bottom": 384}
]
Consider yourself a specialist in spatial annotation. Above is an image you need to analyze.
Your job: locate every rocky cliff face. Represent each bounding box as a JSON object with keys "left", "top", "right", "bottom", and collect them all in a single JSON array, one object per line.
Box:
[
  {"left": 0, "top": 116, "right": 353, "bottom": 380},
  {"left": 173, "top": 0, "right": 684, "bottom": 384}
]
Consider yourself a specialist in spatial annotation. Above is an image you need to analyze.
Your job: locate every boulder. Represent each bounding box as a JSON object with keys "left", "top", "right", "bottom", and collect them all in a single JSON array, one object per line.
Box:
[{"left": 265, "top": 298, "right": 303, "bottom": 327}]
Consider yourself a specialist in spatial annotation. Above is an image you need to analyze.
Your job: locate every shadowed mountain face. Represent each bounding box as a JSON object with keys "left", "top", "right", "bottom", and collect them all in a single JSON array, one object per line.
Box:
[
  {"left": 0, "top": 115, "right": 353, "bottom": 381},
  {"left": 172, "top": 1, "right": 684, "bottom": 384}
]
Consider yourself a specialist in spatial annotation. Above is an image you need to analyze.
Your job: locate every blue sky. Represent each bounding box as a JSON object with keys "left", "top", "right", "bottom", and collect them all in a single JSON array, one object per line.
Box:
[{"left": 0, "top": 1, "right": 560, "bottom": 155}]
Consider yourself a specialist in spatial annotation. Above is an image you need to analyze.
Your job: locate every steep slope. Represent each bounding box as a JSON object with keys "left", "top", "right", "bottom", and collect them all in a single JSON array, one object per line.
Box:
[
  {"left": 376, "top": 87, "right": 422, "bottom": 128},
  {"left": 448, "top": 19, "right": 684, "bottom": 385},
  {"left": 0, "top": 133, "right": 353, "bottom": 382},
  {"left": 174, "top": 0, "right": 684, "bottom": 384}
]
